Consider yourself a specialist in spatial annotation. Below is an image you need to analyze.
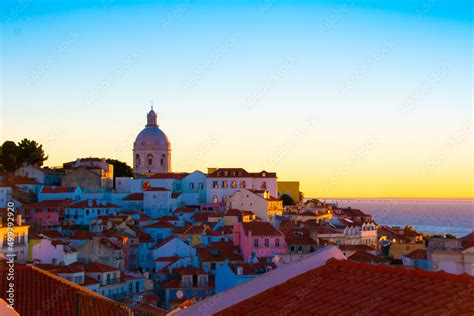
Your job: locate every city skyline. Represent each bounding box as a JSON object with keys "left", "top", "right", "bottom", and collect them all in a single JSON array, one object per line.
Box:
[{"left": 1, "top": 0, "right": 472, "bottom": 199}]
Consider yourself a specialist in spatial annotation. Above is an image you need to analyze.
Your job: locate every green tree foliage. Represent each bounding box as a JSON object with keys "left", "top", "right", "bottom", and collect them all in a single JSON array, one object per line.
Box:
[
  {"left": 17, "top": 139, "right": 48, "bottom": 166},
  {"left": 0, "top": 139, "right": 48, "bottom": 170},
  {"left": 280, "top": 193, "right": 295, "bottom": 206},
  {"left": 0, "top": 141, "right": 19, "bottom": 171},
  {"left": 106, "top": 159, "right": 134, "bottom": 188}
]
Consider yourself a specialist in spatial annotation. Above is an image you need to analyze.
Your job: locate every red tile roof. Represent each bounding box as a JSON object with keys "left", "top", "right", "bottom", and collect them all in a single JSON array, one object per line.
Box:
[
  {"left": 145, "top": 187, "right": 170, "bottom": 192},
  {"left": 216, "top": 259, "right": 474, "bottom": 316},
  {"left": 175, "top": 207, "right": 197, "bottom": 213},
  {"left": 0, "top": 263, "right": 131, "bottom": 316},
  {"left": 144, "top": 221, "right": 176, "bottom": 229},
  {"left": 84, "top": 262, "right": 120, "bottom": 273},
  {"left": 196, "top": 241, "right": 243, "bottom": 262},
  {"left": 208, "top": 168, "right": 276, "bottom": 178},
  {"left": 147, "top": 173, "right": 189, "bottom": 180},
  {"left": 7, "top": 176, "right": 41, "bottom": 185},
  {"left": 41, "top": 186, "right": 78, "bottom": 193},
  {"left": 122, "top": 193, "right": 144, "bottom": 201},
  {"left": 348, "top": 250, "right": 385, "bottom": 264},
  {"left": 241, "top": 222, "right": 284, "bottom": 237}
]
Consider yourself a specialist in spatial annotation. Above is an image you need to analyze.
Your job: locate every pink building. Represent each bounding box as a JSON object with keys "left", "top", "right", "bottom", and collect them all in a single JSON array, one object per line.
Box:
[
  {"left": 31, "top": 211, "right": 59, "bottom": 226},
  {"left": 233, "top": 221, "right": 288, "bottom": 260}
]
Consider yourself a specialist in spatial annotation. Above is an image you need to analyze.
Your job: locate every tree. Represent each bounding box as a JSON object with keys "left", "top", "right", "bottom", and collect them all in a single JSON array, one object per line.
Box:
[
  {"left": 106, "top": 158, "right": 134, "bottom": 188},
  {"left": 299, "top": 191, "right": 304, "bottom": 201},
  {"left": 0, "top": 141, "right": 19, "bottom": 171},
  {"left": 280, "top": 194, "right": 295, "bottom": 206},
  {"left": 17, "top": 138, "right": 48, "bottom": 166}
]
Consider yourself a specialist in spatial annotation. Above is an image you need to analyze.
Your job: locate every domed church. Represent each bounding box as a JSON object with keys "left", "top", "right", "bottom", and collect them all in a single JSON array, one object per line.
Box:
[{"left": 133, "top": 107, "right": 171, "bottom": 174}]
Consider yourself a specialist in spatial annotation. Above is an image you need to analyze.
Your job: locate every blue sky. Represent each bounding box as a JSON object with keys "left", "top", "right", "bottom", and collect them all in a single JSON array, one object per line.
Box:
[{"left": 1, "top": 0, "right": 472, "bottom": 198}]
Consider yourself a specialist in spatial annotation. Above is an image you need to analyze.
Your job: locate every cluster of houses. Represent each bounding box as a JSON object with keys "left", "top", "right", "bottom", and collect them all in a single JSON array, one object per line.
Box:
[
  {"left": 0, "top": 110, "right": 472, "bottom": 314},
  {"left": 1, "top": 162, "right": 473, "bottom": 313}
]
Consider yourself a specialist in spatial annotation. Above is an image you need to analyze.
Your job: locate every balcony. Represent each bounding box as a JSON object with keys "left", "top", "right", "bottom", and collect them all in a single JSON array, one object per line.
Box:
[{"left": 105, "top": 277, "right": 121, "bottom": 285}]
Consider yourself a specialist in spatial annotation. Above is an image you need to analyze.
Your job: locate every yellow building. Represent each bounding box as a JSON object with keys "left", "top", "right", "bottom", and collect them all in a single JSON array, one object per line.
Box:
[
  {"left": 277, "top": 181, "right": 300, "bottom": 203},
  {"left": 0, "top": 223, "right": 29, "bottom": 263},
  {"left": 389, "top": 243, "right": 426, "bottom": 259}
]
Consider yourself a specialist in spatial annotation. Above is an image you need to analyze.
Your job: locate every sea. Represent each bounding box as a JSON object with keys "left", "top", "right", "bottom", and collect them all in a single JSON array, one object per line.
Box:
[{"left": 320, "top": 199, "right": 474, "bottom": 237}]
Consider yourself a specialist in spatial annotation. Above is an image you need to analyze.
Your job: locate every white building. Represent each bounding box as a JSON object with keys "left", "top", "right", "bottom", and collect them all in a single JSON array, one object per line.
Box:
[
  {"left": 32, "top": 238, "right": 78, "bottom": 265},
  {"left": 0, "top": 186, "right": 12, "bottom": 208},
  {"left": 206, "top": 168, "right": 277, "bottom": 204},
  {"left": 428, "top": 233, "right": 474, "bottom": 276},
  {"left": 228, "top": 189, "right": 283, "bottom": 222}
]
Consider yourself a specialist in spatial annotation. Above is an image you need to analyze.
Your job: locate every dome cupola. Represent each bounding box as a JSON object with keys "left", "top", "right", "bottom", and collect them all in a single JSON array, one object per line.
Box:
[{"left": 133, "top": 105, "right": 171, "bottom": 174}]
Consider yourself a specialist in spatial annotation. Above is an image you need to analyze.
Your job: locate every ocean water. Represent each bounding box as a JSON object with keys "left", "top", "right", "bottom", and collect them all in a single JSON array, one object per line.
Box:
[{"left": 321, "top": 199, "right": 474, "bottom": 237}]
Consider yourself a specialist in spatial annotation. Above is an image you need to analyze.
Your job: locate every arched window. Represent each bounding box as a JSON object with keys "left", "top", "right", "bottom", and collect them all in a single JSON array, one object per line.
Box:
[
  {"left": 213, "top": 195, "right": 218, "bottom": 204},
  {"left": 147, "top": 154, "right": 154, "bottom": 166},
  {"left": 136, "top": 154, "right": 141, "bottom": 167},
  {"left": 222, "top": 195, "right": 227, "bottom": 203},
  {"left": 160, "top": 154, "right": 165, "bottom": 166}
]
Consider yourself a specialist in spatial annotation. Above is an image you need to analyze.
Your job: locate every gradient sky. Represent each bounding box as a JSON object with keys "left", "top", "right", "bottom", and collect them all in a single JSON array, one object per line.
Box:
[{"left": 1, "top": 0, "right": 472, "bottom": 198}]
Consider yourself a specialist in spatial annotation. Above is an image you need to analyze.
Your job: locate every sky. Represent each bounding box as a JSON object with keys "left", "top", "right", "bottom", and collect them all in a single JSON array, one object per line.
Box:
[{"left": 1, "top": 0, "right": 472, "bottom": 199}]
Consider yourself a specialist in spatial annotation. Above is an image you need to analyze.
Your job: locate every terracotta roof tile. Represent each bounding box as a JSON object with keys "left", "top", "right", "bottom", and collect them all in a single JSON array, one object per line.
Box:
[
  {"left": 145, "top": 187, "right": 170, "bottom": 192},
  {"left": 241, "top": 222, "right": 284, "bottom": 237},
  {"left": 216, "top": 259, "right": 474, "bottom": 315},
  {"left": 85, "top": 262, "right": 120, "bottom": 273},
  {"left": 41, "top": 186, "right": 78, "bottom": 194},
  {"left": 0, "top": 263, "right": 131, "bottom": 316},
  {"left": 122, "top": 193, "right": 144, "bottom": 201}
]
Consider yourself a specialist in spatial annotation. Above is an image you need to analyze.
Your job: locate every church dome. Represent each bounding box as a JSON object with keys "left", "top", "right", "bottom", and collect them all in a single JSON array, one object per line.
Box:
[
  {"left": 134, "top": 126, "right": 170, "bottom": 151},
  {"left": 133, "top": 107, "right": 171, "bottom": 151}
]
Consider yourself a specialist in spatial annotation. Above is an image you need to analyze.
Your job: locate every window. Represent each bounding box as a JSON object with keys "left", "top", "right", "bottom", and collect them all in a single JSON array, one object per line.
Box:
[
  {"left": 222, "top": 181, "right": 228, "bottom": 189},
  {"left": 213, "top": 181, "right": 219, "bottom": 189},
  {"left": 240, "top": 181, "right": 246, "bottom": 188},
  {"left": 290, "top": 246, "right": 295, "bottom": 251},
  {"left": 147, "top": 154, "right": 153, "bottom": 166},
  {"left": 210, "top": 262, "right": 216, "bottom": 270},
  {"left": 198, "top": 276, "right": 207, "bottom": 287},
  {"left": 221, "top": 195, "right": 227, "bottom": 203},
  {"left": 231, "top": 180, "right": 237, "bottom": 188},
  {"left": 136, "top": 154, "right": 140, "bottom": 167},
  {"left": 275, "top": 238, "right": 280, "bottom": 247},
  {"left": 213, "top": 195, "right": 218, "bottom": 204},
  {"left": 198, "top": 183, "right": 204, "bottom": 189},
  {"left": 254, "top": 239, "right": 259, "bottom": 248},
  {"left": 160, "top": 154, "right": 165, "bottom": 166},
  {"left": 261, "top": 181, "right": 267, "bottom": 189},
  {"left": 264, "top": 239, "right": 269, "bottom": 247},
  {"left": 182, "top": 276, "right": 192, "bottom": 288},
  {"left": 74, "top": 276, "right": 83, "bottom": 284},
  {"left": 189, "top": 183, "right": 195, "bottom": 190}
]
